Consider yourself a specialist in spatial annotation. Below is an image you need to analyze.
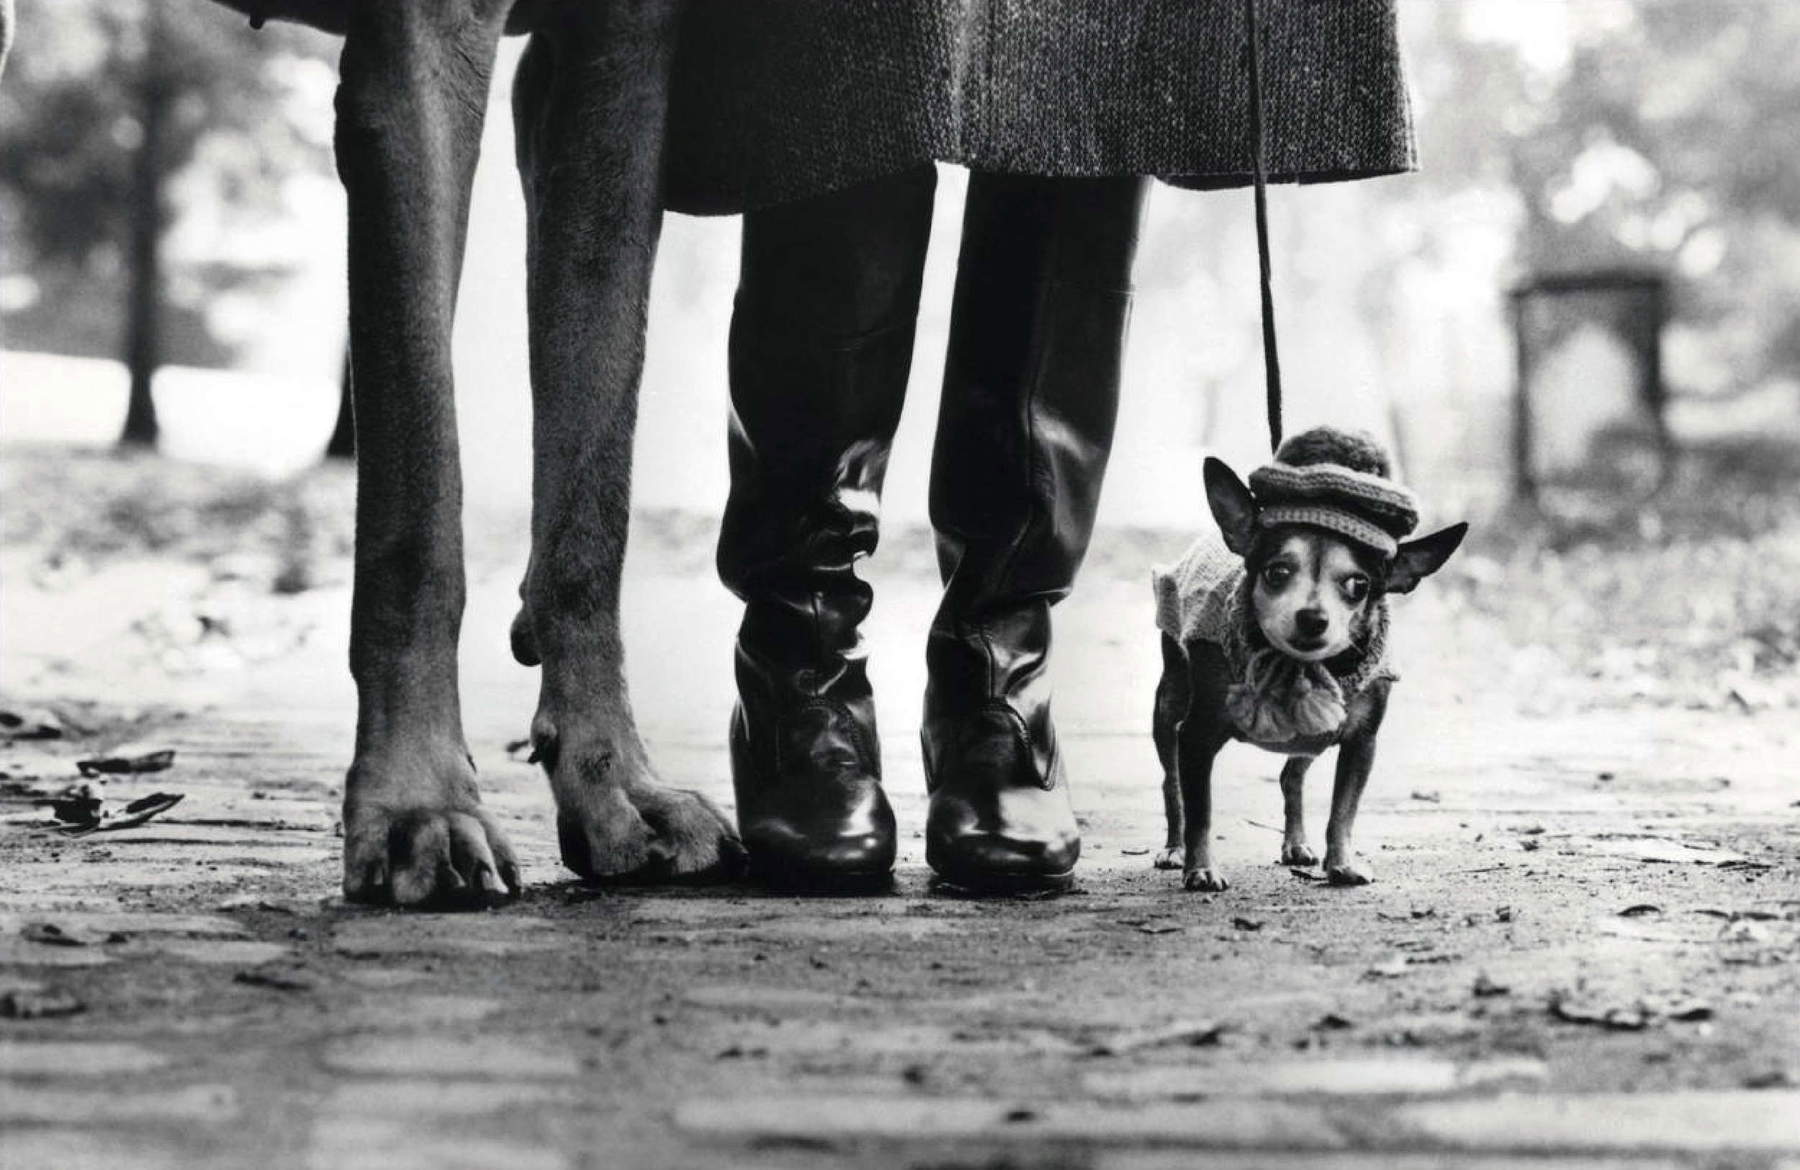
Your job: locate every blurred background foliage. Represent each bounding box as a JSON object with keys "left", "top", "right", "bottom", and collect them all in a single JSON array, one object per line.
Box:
[
  {"left": 1418, "top": 1, "right": 1800, "bottom": 394},
  {"left": 4, "top": 1, "right": 1800, "bottom": 453},
  {"left": 0, "top": 0, "right": 333, "bottom": 441},
  {"left": 2, "top": 0, "right": 1799, "bottom": 712}
]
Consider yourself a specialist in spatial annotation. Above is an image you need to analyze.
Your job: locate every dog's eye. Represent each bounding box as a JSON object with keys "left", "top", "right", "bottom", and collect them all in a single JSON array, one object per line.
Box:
[
  {"left": 1262, "top": 563, "right": 1293, "bottom": 588},
  {"left": 1342, "top": 575, "right": 1370, "bottom": 602}
]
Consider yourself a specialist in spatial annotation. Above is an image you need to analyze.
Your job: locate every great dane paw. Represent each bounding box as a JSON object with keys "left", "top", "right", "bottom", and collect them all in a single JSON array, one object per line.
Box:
[
  {"left": 1152, "top": 847, "right": 1183, "bottom": 870},
  {"left": 547, "top": 744, "right": 745, "bottom": 883},
  {"left": 342, "top": 758, "right": 520, "bottom": 908},
  {"left": 1279, "top": 840, "right": 1319, "bottom": 866},
  {"left": 1182, "top": 867, "right": 1229, "bottom": 892},
  {"left": 1325, "top": 855, "right": 1374, "bottom": 886}
]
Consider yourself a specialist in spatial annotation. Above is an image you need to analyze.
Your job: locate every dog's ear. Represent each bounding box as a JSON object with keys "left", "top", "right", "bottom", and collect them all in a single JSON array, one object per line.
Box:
[
  {"left": 1203, "top": 457, "right": 1258, "bottom": 555},
  {"left": 1385, "top": 522, "right": 1468, "bottom": 594}
]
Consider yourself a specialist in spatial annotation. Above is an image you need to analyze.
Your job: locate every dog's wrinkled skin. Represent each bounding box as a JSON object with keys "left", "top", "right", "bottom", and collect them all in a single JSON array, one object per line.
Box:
[
  {"left": 204, "top": 0, "right": 742, "bottom": 905},
  {"left": 1154, "top": 458, "right": 1466, "bottom": 893}
]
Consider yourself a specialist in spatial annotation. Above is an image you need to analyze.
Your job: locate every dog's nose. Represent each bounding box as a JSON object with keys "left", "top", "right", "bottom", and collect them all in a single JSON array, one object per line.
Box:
[{"left": 1295, "top": 609, "right": 1329, "bottom": 639}]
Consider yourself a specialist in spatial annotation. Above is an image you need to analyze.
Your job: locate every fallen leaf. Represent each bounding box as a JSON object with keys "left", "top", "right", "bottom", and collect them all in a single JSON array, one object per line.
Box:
[
  {"left": 1118, "top": 847, "right": 1150, "bottom": 856},
  {"left": 1410, "top": 790, "right": 1441, "bottom": 803},
  {"left": 46, "top": 785, "right": 103, "bottom": 826},
  {"left": 1743, "top": 1068, "right": 1798, "bottom": 1090},
  {"left": 0, "top": 987, "right": 85, "bottom": 1019},
  {"left": 1314, "top": 1013, "right": 1354, "bottom": 1031},
  {"left": 1289, "top": 868, "right": 1322, "bottom": 882},
  {"left": 215, "top": 895, "right": 309, "bottom": 915},
  {"left": 1550, "top": 994, "right": 1651, "bottom": 1031},
  {"left": 75, "top": 749, "right": 176, "bottom": 777},
  {"left": 1585, "top": 836, "right": 1748, "bottom": 866},
  {"left": 58, "top": 792, "right": 184, "bottom": 837},
  {"left": 1619, "top": 904, "right": 1663, "bottom": 917},
  {"left": 1719, "top": 920, "right": 1770, "bottom": 944},
  {"left": 0, "top": 707, "right": 64, "bottom": 740},
  {"left": 234, "top": 965, "right": 319, "bottom": 992},
  {"left": 1085, "top": 1019, "right": 1226, "bottom": 1057},
  {"left": 21, "top": 922, "right": 121, "bottom": 947},
  {"left": 1134, "top": 921, "right": 1183, "bottom": 936},
  {"left": 1230, "top": 917, "right": 1264, "bottom": 932},
  {"left": 1472, "top": 972, "right": 1510, "bottom": 998}
]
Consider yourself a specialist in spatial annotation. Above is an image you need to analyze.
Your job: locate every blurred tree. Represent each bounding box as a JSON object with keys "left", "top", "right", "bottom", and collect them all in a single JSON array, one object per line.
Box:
[
  {"left": 0, "top": 0, "right": 332, "bottom": 447},
  {"left": 1412, "top": 1, "right": 1800, "bottom": 398}
]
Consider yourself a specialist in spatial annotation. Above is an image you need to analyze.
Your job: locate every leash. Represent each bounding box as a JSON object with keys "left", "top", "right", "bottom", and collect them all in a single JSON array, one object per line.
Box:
[{"left": 1245, "top": 0, "right": 1282, "bottom": 451}]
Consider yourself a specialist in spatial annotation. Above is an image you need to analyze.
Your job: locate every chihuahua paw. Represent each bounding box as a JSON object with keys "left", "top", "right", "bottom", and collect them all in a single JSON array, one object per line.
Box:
[
  {"left": 1325, "top": 857, "right": 1373, "bottom": 886},
  {"left": 1279, "top": 840, "right": 1318, "bottom": 866},
  {"left": 1182, "top": 867, "right": 1229, "bottom": 892},
  {"left": 1152, "top": 847, "right": 1183, "bottom": 870}
]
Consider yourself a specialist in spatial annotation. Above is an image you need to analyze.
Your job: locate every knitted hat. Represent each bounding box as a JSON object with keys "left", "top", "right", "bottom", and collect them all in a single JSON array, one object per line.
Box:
[{"left": 1247, "top": 428, "right": 1418, "bottom": 558}]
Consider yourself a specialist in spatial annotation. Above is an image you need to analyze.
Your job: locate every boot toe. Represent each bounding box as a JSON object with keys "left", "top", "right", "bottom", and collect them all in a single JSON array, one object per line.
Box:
[
  {"left": 927, "top": 828, "right": 1078, "bottom": 891},
  {"left": 742, "top": 784, "right": 896, "bottom": 885}
]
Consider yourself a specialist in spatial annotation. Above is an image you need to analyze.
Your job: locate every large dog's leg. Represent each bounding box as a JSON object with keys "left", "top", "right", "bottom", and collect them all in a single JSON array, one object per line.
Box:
[
  {"left": 510, "top": 4, "right": 742, "bottom": 881},
  {"left": 336, "top": 1, "right": 517, "bottom": 905}
]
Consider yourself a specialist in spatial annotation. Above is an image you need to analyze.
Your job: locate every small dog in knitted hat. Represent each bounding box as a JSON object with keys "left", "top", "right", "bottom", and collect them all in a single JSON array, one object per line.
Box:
[{"left": 1151, "top": 426, "right": 1467, "bottom": 891}]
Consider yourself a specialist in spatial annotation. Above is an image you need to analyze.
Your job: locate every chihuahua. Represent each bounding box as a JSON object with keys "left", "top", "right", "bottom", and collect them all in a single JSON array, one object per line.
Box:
[{"left": 1151, "top": 428, "right": 1467, "bottom": 892}]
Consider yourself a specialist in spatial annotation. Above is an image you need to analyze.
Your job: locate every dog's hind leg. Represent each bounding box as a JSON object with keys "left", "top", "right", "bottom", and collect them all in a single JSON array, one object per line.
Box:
[
  {"left": 335, "top": 0, "right": 519, "bottom": 907},
  {"left": 1277, "top": 756, "right": 1317, "bottom": 866},
  {"left": 1177, "top": 650, "right": 1234, "bottom": 893},
  {"left": 1152, "top": 633, "right": 1186, "bottom": 869},
  {"left": 511, "top": 4, "right": 744, "bottom": 883}
]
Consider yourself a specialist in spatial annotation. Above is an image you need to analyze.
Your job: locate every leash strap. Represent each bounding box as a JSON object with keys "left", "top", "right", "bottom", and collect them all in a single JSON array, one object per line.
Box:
[{"left": 1245, "top": 0, "right": 1282, "bottom": 451}]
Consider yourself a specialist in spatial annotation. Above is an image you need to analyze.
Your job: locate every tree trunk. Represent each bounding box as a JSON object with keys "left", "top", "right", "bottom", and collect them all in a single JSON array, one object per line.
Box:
[
  {"left": 324, "top": 347, "right": 355, "bottom": 459},
  {"left": 119, "top": 1, "right": 168, "bottom": 449}
]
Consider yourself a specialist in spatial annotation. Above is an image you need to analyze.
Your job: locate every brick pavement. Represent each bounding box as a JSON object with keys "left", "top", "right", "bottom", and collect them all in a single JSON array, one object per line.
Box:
[{"left": 3, "top": 519, "right": 1798, "bottom": 1168}]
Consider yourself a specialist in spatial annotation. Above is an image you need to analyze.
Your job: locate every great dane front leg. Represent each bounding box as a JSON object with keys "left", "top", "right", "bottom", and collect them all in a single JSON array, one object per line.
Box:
[
  {"left": 512, "top": 5, "right": 742, "bottom": 882},
  {"left": 336, "top": 1, "right": 517, "bottom": 906}
]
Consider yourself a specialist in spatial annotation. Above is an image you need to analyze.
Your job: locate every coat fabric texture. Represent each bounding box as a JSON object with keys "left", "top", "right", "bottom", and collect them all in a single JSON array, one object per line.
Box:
[{"left": 664, "top": 0, "right": 1416, "bottom": 215}]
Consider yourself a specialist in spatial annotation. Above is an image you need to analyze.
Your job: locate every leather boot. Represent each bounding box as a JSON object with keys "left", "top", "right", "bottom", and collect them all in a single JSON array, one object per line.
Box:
[
  {"left": 719, "top": 165, "right": 936, "bottom": 888},
  {"left": 923, "top": 173, "right": 1147, "bottom": 892}
]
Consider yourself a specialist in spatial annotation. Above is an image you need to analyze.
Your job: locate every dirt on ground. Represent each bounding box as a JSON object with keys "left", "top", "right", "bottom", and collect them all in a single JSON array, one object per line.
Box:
[{"left": 1, "top": 445, "right": 1797, "bottom": 1169}]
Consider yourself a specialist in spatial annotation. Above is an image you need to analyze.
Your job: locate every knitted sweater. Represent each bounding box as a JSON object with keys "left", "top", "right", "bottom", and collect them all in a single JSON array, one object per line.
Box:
[
  {"left": 1153, "top": 531, "right": 1394, "bottom": 756},
  {"left": 664, "top": 0, "right": 1416, "bottom": 214}
]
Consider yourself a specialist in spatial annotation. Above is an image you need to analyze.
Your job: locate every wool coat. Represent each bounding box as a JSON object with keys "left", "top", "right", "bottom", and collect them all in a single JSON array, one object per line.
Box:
[{"left": 664, "top": 0, "right": 1416, "bottom": 215}]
